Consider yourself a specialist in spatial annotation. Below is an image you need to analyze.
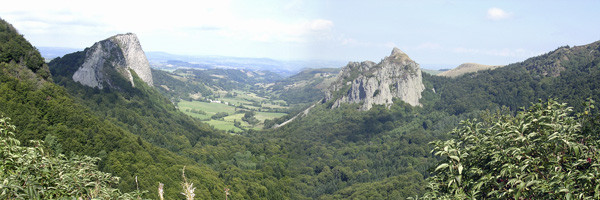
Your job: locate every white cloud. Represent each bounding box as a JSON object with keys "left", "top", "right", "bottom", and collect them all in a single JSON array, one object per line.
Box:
[
  {"left": 486, "top": 7, "right": 511, "bottom": 21},
  {"left": 309, "top": 19, "right": 334, "bottom": 31},
  {"left": 0, "top": 0, "right": 334, "bottom": 45}
]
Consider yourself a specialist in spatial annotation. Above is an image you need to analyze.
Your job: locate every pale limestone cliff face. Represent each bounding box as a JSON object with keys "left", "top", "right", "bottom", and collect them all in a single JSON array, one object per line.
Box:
[
  {"left": 111, "top": 33, "right": 153, "bottom": 86},
  {"left": 72, "top": 33, "right": 152, "bottom": 89},
  {"left": 325, "top": 47, "right": 425, "bottom": 110}
]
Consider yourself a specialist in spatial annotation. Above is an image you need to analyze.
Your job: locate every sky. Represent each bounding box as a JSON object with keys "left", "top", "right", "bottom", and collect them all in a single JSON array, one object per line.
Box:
[{"left": 1, "top": 0, "right": 600, "bottom": 69}]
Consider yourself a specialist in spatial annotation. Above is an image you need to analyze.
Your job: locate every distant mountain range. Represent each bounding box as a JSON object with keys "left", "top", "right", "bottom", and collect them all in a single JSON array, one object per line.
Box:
[
  {"left": 37, "top": 46, "right": 82, "bottom": 61},
  {"left": 37, "top": 47, "right": 346, "bottom": 77},
  {"left": 146, "top": 52, "right": 346, "bottom": 76}
]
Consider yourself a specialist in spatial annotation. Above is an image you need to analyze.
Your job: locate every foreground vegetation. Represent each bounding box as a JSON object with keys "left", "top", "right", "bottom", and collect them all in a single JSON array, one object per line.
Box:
[
  {"left": 0, "top": 116, "right": 144, "bottom": 199},
  {"left": 3, "top": 16, "right": 600, "bottom": 199},
  {"left": 0, "top": 115, "right": 216, "bottom": 199},
  {"left": 425, "top": 99, "right": 600, "bottom": 199}
]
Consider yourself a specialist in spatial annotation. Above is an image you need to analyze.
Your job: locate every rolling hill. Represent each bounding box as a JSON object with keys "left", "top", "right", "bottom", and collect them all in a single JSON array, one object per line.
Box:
[{"left": 437, "top": 62, "right": 503, "bottom": 77}]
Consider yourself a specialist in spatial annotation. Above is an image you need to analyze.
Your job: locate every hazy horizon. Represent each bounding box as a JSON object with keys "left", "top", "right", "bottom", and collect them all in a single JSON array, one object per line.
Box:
[{"left": 4, "top": 0, "right": 600, "bottom": 68}]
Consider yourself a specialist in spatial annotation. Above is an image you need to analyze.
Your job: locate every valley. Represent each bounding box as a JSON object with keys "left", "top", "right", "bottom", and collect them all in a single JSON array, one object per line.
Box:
[
  {"left": 146, "top": 60, "right": 344, "bottom": 133},
  {"left": 151, "top": 67, "right": 311, "bottom": 132},
  {"left": 177, "top": 96, "right": 287, "bottom": 132},
  {"left": 2, "top": 6, "right": 600, "bottom": 199}
]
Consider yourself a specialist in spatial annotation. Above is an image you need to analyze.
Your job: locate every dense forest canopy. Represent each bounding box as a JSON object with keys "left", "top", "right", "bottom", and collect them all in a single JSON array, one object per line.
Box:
[{"left": 2, "top": 16, "right": 600, "bottom": 199}]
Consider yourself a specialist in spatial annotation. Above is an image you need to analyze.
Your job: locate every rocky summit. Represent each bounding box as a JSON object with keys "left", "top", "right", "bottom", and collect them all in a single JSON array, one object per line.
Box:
[
  {"left": 325, "top": 47, "right": 425, "bottom": 110},
  {"left": 72, "top": 33, "right": 152, "bottom": 89}
]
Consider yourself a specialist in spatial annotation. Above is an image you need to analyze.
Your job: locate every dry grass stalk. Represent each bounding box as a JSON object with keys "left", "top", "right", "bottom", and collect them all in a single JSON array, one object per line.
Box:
[
  {"left": 158, "top": 182, "right": 164, "bottom": 200},
  {"left": 181, "top": 166, "right": 196, "bottom": 200}
]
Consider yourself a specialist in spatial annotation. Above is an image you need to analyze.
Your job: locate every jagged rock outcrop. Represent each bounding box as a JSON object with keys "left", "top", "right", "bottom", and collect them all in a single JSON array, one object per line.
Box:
[
  {"left": 324, "top": 47, "right": 425, "bottom": 110},
  {"left": 72, "top": 33, "right": 153, "bottom": 89}
]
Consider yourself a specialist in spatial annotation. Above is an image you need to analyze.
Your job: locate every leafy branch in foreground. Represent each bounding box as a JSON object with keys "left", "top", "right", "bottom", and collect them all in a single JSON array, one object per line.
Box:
[
  {"left": 0, "top": 116, "right": 144, "bottom": 199},
  {"left": 0, "top": 113, "right": 212, "bottom": 199},
  {"left": 424, "top": 99, "right": 600, "bottom": 199}
]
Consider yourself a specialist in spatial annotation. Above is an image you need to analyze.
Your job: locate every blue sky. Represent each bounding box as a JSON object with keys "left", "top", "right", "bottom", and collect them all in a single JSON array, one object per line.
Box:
[{"left": 1, "top": 0, "right": 599, "bottom": 69}]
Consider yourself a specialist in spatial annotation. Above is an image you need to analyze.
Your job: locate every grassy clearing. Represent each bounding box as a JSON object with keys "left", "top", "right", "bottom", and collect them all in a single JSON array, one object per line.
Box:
[
  {"left": 205, "top": 120, "right": 243, "bottom": 132},
  {"left": 178, "top": 98, "right": 288, "bottom": 132},
  {"left": 223, "top": 113, "right": 251, "bottom": 126},
  {"left": 178, "top": 100, "right": 236, "bottom": 114},
  {"left": 220, "top": 97, "right": 252, "bottom": 106},
  {"left": 223, "top": 113, "right": 244, "bottom": 122},
  {"left": 255, "top": 112, "right": 286, "bottom": 121},
  {"left": 244, "top": 92, "right": 266, "bottom": 101},
  {"left": 179, "top": 109, "right": 211, "bottom": 120}
]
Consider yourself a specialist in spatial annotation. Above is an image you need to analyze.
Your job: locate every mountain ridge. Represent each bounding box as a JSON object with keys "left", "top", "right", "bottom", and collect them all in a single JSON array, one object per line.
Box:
[
  {"left": 148, "top": 51, "right": 347, "bottom": 76},
  {"left": 437, "top": 63, "right": 503, "bottom": 77}
]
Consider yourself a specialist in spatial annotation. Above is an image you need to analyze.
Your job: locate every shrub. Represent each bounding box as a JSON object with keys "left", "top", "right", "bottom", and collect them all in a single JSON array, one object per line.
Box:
[
  {"left": 0, "top": 116, "right": 144, "bottom": 199},
  {"left": 424, "top": 99, "right": 600, "bottom": 199}
]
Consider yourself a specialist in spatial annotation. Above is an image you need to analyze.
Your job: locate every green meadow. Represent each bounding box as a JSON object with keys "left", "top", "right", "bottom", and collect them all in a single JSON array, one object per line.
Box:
[{"left": 177, "top": 96, "right": 289, "bottom": 132}]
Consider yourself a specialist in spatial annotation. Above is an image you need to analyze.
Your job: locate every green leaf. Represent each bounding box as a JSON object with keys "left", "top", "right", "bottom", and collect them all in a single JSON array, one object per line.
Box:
[
  {"left": 519, "top": 164, "right": 529, "bottom": 172},
  {"left": 525, "top": 180, "right": 536, "bottom": 187},
  {"left": 436, "top": 163, "right": 450, "bottom": 171},
  {"left": 572, "top": 146, "right": 580, "bottom": 156},
  {"left": 449, "top": 155, "right": 460, "bottom": 162}
]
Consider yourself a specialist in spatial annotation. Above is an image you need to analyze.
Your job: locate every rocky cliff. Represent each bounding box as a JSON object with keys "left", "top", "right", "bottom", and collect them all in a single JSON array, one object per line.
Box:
[
  {"left": 71, "top": 33, "right": 152, "bottom": 89},
  {"left": 324, "top": 47, "right": 425, "bottom": 110}
]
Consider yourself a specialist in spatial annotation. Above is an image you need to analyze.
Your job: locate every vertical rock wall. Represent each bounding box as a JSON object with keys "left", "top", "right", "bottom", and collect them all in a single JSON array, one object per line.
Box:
[
  {"left": 72, "top": 33, "right": 152, "bottom": 89},
  {"left": 325, "top": 47, "right": 425, "bottom": 110}
]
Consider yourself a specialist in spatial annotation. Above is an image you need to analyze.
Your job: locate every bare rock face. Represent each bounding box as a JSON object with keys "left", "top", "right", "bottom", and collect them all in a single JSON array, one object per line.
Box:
[
  {"left": 325, "top": 47, "right": 425, "bottom": 110},
  {"left": 72, "top": 33, "right": 152, "bottom": 89}
]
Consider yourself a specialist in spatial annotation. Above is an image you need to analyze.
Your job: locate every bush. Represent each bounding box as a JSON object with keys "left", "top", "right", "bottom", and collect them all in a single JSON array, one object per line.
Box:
[
  {"left": 424, "top": 99, "right": 600, "bottom": 199},
  {"left": 0, "top": 116, "right": 145, "bottom": 199},
  {"left": 211, "top": 112, "right": 229, "bottom": 120}
]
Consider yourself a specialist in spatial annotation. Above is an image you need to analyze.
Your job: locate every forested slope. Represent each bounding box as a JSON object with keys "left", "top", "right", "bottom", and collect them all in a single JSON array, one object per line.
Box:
[
  {"left": 151, "top": 68, "right": 213, "bottom": 101},
  {"left": 3, "top": 14, "right": 600, "bottom": 199},
  {"left": 429, "top": 42, "right": 600, "bottom": 115},
  {"left": 265, "top": 68, "right": 339, "bottom": 106},
  {"left": 0, "top": 17, "right": 239, "bottom": 199},
  {"left": 44, "top": 21, "right": 306, "bottom": 199},
  {"left": 258, "top": 41, "right": 600, "bottom": 199}
]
